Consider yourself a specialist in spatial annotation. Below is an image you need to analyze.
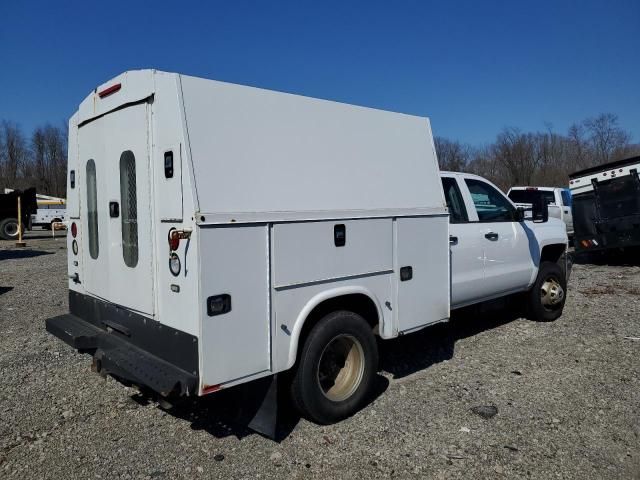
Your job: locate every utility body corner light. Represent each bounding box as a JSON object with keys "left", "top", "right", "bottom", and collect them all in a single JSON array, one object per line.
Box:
[{"left": 168, "top": 228, "right": 192, "bottom": 251}]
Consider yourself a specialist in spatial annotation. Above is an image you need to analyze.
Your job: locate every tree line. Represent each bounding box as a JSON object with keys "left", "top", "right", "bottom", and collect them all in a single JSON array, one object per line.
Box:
[
  {"left": 0, "top": 112, "right": 638, "bottom": 198},
  {"left": 0, "top": 121, "right": 67, "bottom": 197},
  {"left": 435, "top": 113, "right": 640, "bottom": 191}
]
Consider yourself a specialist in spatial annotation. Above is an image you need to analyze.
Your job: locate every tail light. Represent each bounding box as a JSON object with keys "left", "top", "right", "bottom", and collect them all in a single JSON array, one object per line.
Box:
[
  {"left": 71, "top": 222, "right": 77, "bottom": 238},
  {"left": 168, "top": 229, "right": 180, "bottom": 251},
  {"left": 168, "top": 228, "right": 192, "bottom": 251}
]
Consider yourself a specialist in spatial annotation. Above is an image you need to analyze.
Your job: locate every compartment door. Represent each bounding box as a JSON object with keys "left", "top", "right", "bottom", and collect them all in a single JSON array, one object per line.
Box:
[{"left": 395, "top": 216, "right": 450, "bottom": 333}]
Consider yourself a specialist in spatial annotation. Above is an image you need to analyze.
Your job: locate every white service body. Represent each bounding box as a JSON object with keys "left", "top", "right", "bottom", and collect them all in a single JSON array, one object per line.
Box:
[{"left": 64, "top": 70, "right": 450, "bottom": 394}]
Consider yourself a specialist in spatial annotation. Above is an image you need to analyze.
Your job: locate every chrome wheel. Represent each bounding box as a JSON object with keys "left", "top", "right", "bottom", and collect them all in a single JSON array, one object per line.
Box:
[
  {"left": 317, "top": 334, "right": 365, "bottom": 402},
  {"left": 540, "top": 276, "right": 564, "bottom": 309}
]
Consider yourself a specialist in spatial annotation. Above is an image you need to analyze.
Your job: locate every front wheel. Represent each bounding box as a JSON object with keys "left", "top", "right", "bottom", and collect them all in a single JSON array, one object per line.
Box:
[
  {"left": 290, "top": 310, "right": 378, "bottom": 424},
  {"left": 527, "top": 261, "right": 567, "bottom": 321}
]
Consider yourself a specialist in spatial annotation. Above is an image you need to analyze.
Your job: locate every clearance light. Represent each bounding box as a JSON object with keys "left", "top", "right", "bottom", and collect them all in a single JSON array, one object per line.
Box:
[
  {"left": 581, "top": 240, "right": 590, "bottom": 248},
  {"left": 98, "top": 83, "right": 121, "bottom": 98},
  {"left": 71, "top": 222, "right": 77, "bottom": 238},
  {"left": 72, "top": 240, "right": 78, "bottom": 255}
]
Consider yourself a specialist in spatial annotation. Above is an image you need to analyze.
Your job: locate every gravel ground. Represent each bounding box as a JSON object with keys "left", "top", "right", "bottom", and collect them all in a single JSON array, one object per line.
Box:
[{"left": 1, "top": 232, "right": 639, "bottom": 479}]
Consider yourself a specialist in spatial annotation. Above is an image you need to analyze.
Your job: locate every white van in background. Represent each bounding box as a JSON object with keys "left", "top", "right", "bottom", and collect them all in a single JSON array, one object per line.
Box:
[{"left": 508, "top": 186, "right": 573, "bottom": 237}]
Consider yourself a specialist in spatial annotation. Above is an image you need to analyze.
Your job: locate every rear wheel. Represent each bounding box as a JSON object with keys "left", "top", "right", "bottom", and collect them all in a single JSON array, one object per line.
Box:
[
  {"left": 0, "top": 218, "right": 21, "bottom": 240},
  {"left": 290, "top": 310, "right": 378, "bottom": 424},
  {"left": 527, "top": 261, "right": 567, "bottom": 321}
]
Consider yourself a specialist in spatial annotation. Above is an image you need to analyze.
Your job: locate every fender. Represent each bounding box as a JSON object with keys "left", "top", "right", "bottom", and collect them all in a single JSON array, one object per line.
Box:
[
  {"left": 284, "top": 285, "right": 385, "bottom": 371},
  {"left": 525, "top": 217, "right": 569, "bottom": 286}
]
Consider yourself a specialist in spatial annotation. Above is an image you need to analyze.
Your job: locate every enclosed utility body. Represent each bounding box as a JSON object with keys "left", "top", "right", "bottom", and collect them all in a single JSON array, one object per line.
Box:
[
  {"left": 569, "top": 156, "right": 640, "bottom": 254},
  {"left": 47, "top": 70, "right": 449, "bottom": 423}
]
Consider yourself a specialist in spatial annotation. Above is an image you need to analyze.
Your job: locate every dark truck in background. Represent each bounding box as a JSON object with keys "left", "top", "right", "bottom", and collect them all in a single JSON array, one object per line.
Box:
[
  {"left": 0, "top": 188, "right": 37, "bottom": 240},
  {"left": 569, "top": 156, "right": 640, "bottom": 255}
]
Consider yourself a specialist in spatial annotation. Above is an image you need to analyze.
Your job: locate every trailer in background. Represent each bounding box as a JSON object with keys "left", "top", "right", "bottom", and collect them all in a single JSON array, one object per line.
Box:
[{"left": 569, "top": 156, "right": 640, "bottom": 255}]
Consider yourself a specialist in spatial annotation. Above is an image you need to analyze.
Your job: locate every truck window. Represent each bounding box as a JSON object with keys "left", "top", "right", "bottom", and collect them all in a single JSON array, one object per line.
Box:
[
  {"left": 561, "top": 189, "right": 572, "bottom": 207},
  {"left": 441, "top": 177, "right": 468, "bottom": 223},
  {"left": 465, "top": 179, "right": 516, "bottom": 222},
  {"left": 86, "top": 159, "right": 99, "bottom": 259},
  {"left": 508, "top": 189, "right": 556, "bottom": 205},
  {"left": 119, "top": 151, "right": 139, "bottom": 268}
]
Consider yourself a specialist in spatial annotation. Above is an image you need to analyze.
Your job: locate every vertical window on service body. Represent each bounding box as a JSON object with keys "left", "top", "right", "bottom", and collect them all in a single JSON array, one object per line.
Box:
[
  {"left": 86, "top": 159, "right": 99, "bottom": 259},
  {"left": 119, "top": 151, "right": 139, "bottom": 268}
]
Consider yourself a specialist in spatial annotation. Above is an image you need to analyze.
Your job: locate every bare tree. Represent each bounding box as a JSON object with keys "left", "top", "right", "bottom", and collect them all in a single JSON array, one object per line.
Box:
[
  {"left": 583, "top": 113, "right": 631, "bottom": 165},
  {"left": 0, "top": 121, "right": 29, "bottom": 191},
  {"left": 434, "top": 136, "right": 470, "bottom": 172}
]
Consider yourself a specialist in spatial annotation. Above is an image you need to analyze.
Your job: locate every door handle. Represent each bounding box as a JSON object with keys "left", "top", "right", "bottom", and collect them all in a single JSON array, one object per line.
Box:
[
  {"left": 485, "top": 232, "right": 499, "bottom": 241},
  {"left": 109, "top": 201, "right": 120, "bottom": 218},
  {"left": 449, "top": 235, "right": 458, "bottom": 245}
]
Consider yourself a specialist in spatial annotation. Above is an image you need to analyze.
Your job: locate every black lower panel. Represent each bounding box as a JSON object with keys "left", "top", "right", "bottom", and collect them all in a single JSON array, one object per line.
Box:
[
  {"left": 46, "top": 313, "right": 198, "bottom": 396},
  {"left": 68, "top": 290, "right": 198, "bottom": 375},
  {"left": 46, "top": 291, "right": 199, "bottom": 396}
]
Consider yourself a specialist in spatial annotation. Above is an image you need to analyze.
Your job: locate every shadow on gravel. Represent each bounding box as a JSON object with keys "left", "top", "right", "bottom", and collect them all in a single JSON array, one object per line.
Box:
[
  {"left": 147, "top": 299, "right": 520, "bottom": 441},
  {"left": 0, "top": 249, "right": 55, "bottom": 261},
  {"left": 0, "top": 286, "right": 13, "bottom": 295},
  {"left": 380, "top": 296, "right": 524, "bottom": 380},
  {"left": 155, "top": 373, "right": 389, "bottom": 442}
]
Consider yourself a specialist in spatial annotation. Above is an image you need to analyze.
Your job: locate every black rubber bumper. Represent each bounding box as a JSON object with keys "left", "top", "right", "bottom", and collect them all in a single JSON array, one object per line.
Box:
[{"left": 46, "top": 292, "right": 199, "bottom": 397}]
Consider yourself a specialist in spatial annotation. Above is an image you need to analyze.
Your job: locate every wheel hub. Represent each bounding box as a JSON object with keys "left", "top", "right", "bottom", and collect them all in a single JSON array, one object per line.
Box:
[
  {"left": 317, "top": 334, "right": 365, "bottom": 402},
  {"left": 540, "top": 277, "right": 564, "bottom": 307}
]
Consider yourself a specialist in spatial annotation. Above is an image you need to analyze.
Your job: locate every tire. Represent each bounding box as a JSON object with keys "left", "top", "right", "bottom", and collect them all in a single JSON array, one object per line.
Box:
[
  {"left": 290, "top": 310, "right": 378, "bottom": 424},
  {"left": 527, "top": 261, "right": 567, "bottom": 321},
  {"left": 0, "top": 218, "right": 21, "bottom": 240}
]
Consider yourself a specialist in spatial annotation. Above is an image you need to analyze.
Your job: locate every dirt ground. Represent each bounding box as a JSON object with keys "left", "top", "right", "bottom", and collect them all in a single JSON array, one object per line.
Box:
[{"left": 1, "top": 232, "right": 639, "bottom": 479}]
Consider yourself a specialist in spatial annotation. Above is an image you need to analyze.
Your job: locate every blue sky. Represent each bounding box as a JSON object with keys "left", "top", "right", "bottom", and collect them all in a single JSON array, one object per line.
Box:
[{"left": 1, "top": 0, "right": 638, "bottom": 145}]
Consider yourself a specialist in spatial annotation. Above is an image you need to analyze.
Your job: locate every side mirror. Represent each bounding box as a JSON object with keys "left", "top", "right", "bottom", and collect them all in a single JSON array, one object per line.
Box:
[
  {"left": 532, "top": 198, "right": 549, "bottom": 223},
  {"left": 515, "top": 207, "right": 526, "bottom": 222}
]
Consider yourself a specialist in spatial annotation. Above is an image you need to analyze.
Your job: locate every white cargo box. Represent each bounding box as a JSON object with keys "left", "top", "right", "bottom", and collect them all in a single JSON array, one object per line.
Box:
[{"left": 49, "top": 70, "right": 450, "bottom": 426}]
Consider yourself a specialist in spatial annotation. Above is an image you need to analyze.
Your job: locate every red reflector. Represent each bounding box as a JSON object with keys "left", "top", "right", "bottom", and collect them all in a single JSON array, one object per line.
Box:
[
  {"left": 71, "top": 222, "right": 77, "bottom": 238},
  {"left": 168, "top": 229, "right": 180, "bottom": 251},
  {"left": 98, "top": 83, "right": 121, "bottom": 98},
  {"left": 203, "top": 384, "right": 222, "bottom": 394}
]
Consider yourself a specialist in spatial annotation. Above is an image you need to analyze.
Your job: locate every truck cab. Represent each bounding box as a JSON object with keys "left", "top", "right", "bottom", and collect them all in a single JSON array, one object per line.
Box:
[
  {"left": 442, "top": 173, "right": 568, "bottom": 312},
  {"left": 507, "top": 186, "right": 574, "bottom": 238}
]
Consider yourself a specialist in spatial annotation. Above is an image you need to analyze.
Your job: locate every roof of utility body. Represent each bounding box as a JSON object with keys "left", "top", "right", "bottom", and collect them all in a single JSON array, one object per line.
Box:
[
  {"left": 569, "top": 156, "right": 640, "bottom": 179},
  {"left": 75, "top": 70, "right": 447, "bottom": 223}
]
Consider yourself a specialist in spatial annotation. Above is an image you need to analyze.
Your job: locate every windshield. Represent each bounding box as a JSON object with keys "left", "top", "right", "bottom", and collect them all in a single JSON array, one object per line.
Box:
[{"left": 508, "top": 189, "right": 556, "bottom": 205}]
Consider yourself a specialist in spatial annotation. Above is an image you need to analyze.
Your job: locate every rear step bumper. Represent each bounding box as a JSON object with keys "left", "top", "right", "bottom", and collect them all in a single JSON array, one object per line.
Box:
[
  {"left": 46, "top": 291, "right": 199, "bottom": 397},
  {"left": 47, "top": 314, "right": 197, "bottom": 396}
]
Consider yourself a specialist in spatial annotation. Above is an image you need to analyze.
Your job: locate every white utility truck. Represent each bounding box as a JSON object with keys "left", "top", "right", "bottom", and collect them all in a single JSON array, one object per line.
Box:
[
  {"left": 31, "top": 194, "right": 66, "bottom": 229},
  {"left": 46, "top": 70, "right": 568, "bottom": 433},
  {"left": 508, "top": 186, "right": 573, "bottom": 237}
]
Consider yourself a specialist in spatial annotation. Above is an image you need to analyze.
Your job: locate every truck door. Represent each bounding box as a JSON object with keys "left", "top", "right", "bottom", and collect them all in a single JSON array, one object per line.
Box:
[
  {"left": 463, "top": 178, "right": 533, "bottom": 296},
  {"left": 78, "top": 103, "right": 154, "bottom": 315},
  {"left": 441, "top": 176, "right": 485, "bottom": 307}
]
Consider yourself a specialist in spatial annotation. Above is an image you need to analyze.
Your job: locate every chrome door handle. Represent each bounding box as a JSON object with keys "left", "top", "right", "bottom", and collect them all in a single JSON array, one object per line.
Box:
[{"left": 485, "top": 232, "right": 499, "bottom": 241}]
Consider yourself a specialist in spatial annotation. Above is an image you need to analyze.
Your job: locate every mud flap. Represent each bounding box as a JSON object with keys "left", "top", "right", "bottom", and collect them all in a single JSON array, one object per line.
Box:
[{"left": 236, "top": 374, "right": 279, "bottom": 439}]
